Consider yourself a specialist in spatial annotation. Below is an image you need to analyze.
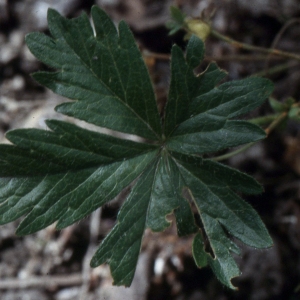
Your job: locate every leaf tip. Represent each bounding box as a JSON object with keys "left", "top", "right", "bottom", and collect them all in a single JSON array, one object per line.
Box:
[
  {"left": 15, "top": 227, "right": 26, "bottom": 237},
  {"left": 47, "top": 7, "right": 60, "bottom": 21},
  {"left": 186, "top": 35, "right": 205, "bottom": 68}
]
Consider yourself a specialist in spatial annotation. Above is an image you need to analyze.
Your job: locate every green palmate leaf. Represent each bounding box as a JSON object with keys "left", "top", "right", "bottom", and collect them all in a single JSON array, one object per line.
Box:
[
  {"left": 166, "top": 6, "right": 187, "bottom": 35},
  {"left": 0, "top": 6, "right": 274, "bottom": 289}
]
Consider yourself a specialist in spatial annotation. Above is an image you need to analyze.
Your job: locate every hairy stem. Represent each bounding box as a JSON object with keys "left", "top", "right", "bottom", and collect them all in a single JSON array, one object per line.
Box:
[
  {"left": 253, "top": 61, "right": 299, "bottom": 77},
  {"left": 211, "top": 29, "right": 300, "bottom": 62},
  {"left": 249, "top": 114, "right": 281, "bottom": 126}
]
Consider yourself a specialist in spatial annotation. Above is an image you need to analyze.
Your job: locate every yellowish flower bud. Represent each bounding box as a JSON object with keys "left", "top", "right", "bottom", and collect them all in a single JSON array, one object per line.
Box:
[{"left": 186, "top": 19, "right": 211, "bottom": 41}]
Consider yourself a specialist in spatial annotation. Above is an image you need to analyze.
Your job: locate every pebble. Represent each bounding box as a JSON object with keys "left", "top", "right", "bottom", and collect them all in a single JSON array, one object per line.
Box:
[
  {"left": 0, "top": 31, "right": 23, "bottom": 64},
  {"left": 13, "top": 0, "right": 82, "bottom": 31}
]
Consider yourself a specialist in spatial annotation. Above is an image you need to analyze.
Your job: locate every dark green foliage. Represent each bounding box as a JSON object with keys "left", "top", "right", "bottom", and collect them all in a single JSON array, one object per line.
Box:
[{"left": 0, "top": 6, "right": 274, "bottom": 289}]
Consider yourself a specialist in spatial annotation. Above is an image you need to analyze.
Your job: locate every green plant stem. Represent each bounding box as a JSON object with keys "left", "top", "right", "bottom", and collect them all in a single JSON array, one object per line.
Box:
[
  {"left": 265, "top": 111, "right": 288, "bottom": 135},
  {"left": 204, "top": 54, "right": 285, "bottom": 62},
  {"left": 143, "top": 52, "right": 286, "bottom": 62},
  {"left": 264, "top": 18, "right": 300, "bottom": 74},
  {"left": 210, "top": 29, "right": 300, "bottom": 62},
  {"left": 212, "top": 142, "right": 255, "bottom": 162},
  {"left": 213, "top": 112, "right": 288, "bottom": 162},
  {"left": 249, "top": 114, "right": 281, "bottom": 126},
  {"left": 252, "top": 61, "right": 299, "bottom": 77}
]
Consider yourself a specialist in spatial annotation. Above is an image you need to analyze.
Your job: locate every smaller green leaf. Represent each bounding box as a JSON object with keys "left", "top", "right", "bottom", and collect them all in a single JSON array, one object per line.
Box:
[
  {"left": 284, "top": 97, "right": 296, "bottom": 107},
  {"left": 166, "top": 6, "right": 186, "bottom": 35},
  {"left": 166, "top": 22, "right": 183, "bottom": 35},
  {"left": 170, "top": 6, "right": 186, "bottom": 24},
  {"left": 269, "top": 97, "right": 287, "bottom": 112},
  {"left": 288, "top": 106, "right": 300, "bottom": 121}
]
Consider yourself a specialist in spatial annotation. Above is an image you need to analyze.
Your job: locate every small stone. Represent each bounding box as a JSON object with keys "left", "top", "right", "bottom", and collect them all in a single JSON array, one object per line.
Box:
[
  {"left": 10, "top": 75, "right": 25, "bottom": 91},
  {"left": 56, "top": 287, "right": 80, "bottom": 300},
  {"left": 13, "top": 0, "right": 82, "bottom": 31},
  {"left": 0, "top": 31, "right": 23, "bottom": 64}
]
